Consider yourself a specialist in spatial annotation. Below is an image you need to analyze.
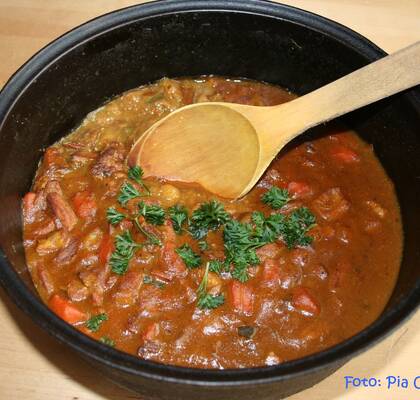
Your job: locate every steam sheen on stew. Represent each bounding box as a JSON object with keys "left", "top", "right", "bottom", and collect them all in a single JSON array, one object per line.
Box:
[{"left": 22, "top": 77, "right": 402, "bottom": 368}]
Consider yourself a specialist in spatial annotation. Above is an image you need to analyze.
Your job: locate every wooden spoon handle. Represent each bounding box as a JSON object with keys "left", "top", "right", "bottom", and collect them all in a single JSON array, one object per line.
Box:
[{"left": 286, "top": 41, "right": 420, "bottom": 133}]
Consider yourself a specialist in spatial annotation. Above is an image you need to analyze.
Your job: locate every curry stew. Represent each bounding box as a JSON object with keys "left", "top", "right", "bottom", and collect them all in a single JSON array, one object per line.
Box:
[{"left": 22, "top": 77, "right": 402, "bottom": 368}]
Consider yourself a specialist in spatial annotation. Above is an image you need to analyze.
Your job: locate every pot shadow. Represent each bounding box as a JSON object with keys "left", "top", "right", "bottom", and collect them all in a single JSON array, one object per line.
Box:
[{"left": 0, "top": 288, "right": 141, "bottom": 400}]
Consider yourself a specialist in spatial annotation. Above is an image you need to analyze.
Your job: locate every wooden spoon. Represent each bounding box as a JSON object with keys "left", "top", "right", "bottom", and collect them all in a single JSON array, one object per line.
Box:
[{"left": 128, "top": 41, "right": 420, "bottom": 199}]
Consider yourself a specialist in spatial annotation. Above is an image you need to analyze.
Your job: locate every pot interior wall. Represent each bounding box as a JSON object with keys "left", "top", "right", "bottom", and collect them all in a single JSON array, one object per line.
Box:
[{"left": 0, "top": 9, "right": 419, "bottom": 329}]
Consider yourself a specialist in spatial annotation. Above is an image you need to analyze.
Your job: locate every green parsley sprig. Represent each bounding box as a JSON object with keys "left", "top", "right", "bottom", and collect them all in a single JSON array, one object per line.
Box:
[
  {"left": 223, "top": 208, "right": 316, "bottom": 281},
  {"left": 106, "top": 207, "right": 126, "bottom": 225},
  {"left": 118, "top": 182, "right": 141, "bottom": 205},
  {"left": 138, "top": 201, "right": 165, "bottom": 225},
  {"left": 168, "top": 204, "right": 189, "bottom": 234},
  {"left": 261, "top": 186, "right": 290, "bottom": 209},
  {"left": 99, "top": 336, "right": 115, "bottom": 347},
  {"left": 110, "top": 230, "right": 143, "bottom": 275},
  {"left": 86, "top": 313, "right": 108, "bottom": 332},
  {"left": 197, "top": 262, "right": 225, "bottom": 310},
  {"left": 189, "top": 200, "right": 230, "bottom": 240},
  {"left": 128, "top": 166, "right": 150, "bottom": 195},
  {"left": 175, "top": 244, "right": 201, "bottom": 269},
  {"left": 282, "top": 207, "right": 316, "bottom": 248}
]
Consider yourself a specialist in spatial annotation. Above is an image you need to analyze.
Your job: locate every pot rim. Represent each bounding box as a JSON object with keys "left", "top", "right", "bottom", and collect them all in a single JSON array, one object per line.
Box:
[{"left": 0, "top": 0, "right": 419, "bottom": 386}]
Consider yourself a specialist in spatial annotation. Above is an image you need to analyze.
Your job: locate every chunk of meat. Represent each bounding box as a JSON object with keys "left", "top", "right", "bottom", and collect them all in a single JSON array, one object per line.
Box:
[
  {"left": 72, "top": 191, "right": 97, "bottom": 218},
  {"left": 142, "top": 322, "right": 160, "bottom": 341},
  {"left": 37, "top": 264, "right": 54, "bottom": 295},
  {"left": 288, "top": 181, "right": 313, "bottom": 199},
  {"left": 67, "top": 279, "right": 89, "bottom": 302},
  {"left": 55, "top": 238, "right": 79, "bottom": 265},
  {"left": 45, "top": 181, "right": 78, "bottom": 231},
  {"left": 231, "top": 281, "right": 253, "bottom": 316},
  {"left": 280, "top": 266, "right": 303, "bottom": 290},
  {"left": 33, "top": 219, "right": 56, "bottom": 236},
  {"left": 114, "top": 271, "right": 143, "bottom": 307},
  {"left": 79, "top": 264, "right": 110, "bottom": 306},
  {"left": 48, "top": 294, "right": 87, "bottom": 324},
  {"left": 36, "top": 231, "right": 67, "bottom": 255},
  {"left": 261, "top": 259, "right": 280, "bottom": 287},
  {"left": 312, "top": 188, "right": 350, "bottom": 221},
  {"left": 290, "top": 248, "right": 312, "bottom": 268},
  {"left": 91, "top": 143, "right": 125, "bottom": 178},
  {"left": 154, "top": 221, "right": 186, "bottom": 281},
  {"left": 255, "top": 243, "right": 281, "bottom": 262},
  {"left": 82, "top": 228, "right": 103, "bottom": 251},
  {"left": 98, "top": 233, "right": 114, "bottom": 264},
  {"left": 47, "top": 192, "right": 78, "bottom": 231},
  {"left": 23, "top": 191, "right": 47, "bottom": 224},
  {"left": 43, "top": 147, "right": 66, "bottom": 168},
  {"left": 292, "top": 287, "right": 320, "bottom": 316},
  {"left": 23, "top": 192, "right": 36, "bottom": 220},
  {"left": 138, "top": 338, "right": 162, "bottom": 359}
]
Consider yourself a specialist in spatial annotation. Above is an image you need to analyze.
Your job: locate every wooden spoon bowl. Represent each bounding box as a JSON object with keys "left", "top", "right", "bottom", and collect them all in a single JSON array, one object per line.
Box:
[{"left": 129, "top": 41, "right": 420, "bottom": 199}]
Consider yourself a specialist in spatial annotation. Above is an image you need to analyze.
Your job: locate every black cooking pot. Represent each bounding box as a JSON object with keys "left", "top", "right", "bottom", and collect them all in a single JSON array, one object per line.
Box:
[{"left": 0, "top": 1, "right": 419, "bottom": 399}]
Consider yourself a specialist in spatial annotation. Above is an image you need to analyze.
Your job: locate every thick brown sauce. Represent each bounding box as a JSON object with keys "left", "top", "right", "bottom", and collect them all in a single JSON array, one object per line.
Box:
[{"left": 22, "top": 77, "right": 402, "bottom": 368}]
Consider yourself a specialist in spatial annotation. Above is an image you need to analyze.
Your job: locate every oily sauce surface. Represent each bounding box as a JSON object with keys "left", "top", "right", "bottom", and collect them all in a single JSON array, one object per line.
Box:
[{"left": 22, "top": 77, "right": 402, "bottom": 368}]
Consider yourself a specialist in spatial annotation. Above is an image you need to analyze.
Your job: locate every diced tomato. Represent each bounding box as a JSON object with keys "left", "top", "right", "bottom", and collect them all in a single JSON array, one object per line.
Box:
[
  {"left": 72, "top": 191, "right": 97, "bottom": 218},
  {"left": 292, "top": 287, "right": 320, "bottom": 316},
  {"left": 98, "top": 233, "right": 114, "bottom": 264},
  {"left": 288, "top": 181, "right": 313, "bottom": 198},
  {"left": 262, "top": 259, "right": 280, "bottom": 286},
  {"left": 142, "top": 322, "right": 160, "bottom": 341},
  {"left": 48, "top": 294, "right": 87, "bottom": 324},
  {"left": 231, "top": 281, "right": 253, "bottom": 316},
  {"left": 331, "top": 145, "right": 360, "bottom": 163}
]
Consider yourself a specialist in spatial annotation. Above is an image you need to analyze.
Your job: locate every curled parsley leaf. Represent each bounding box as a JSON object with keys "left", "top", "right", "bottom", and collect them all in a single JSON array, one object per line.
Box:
[
  {"left": 197, "top": 262, "right": 225, "bottom": 310},
  {"left": 176, "top": 244, "right": 201, "bottom": 269},
  {"left": 128, "top": 166, "right": 150, "bottom": 195},
  {"left": 208, "top": 259, "right": 225, "bottom": 274},
  {"left": 282, "top": 207, "right": 316, "bottom": 248},
  {"left": 110, "top": 230, "right": 143, "bottom": 275},
  {"left": 168, "top": 204, "right": 189, "bottom": 234},
  {"left": 106, "top": 207, "right": 126, "bottom": 225},
  {"left": 86, "top": 313, "right": 108, "bottom": 332},
  {"left": 189, "top": 200, "right": 230, "bottom": 239},
  {"left": 261, "top": 186, "right": 290, "bottom": 209},
  {"left": 118, "top": 182, "right": 140, "bottom": 205},
  {"left": 99, "top": 336, "right": 115, "bottom": 347},
  {"left": 138, "top": 201, "right": 165, "bottom": 225}
]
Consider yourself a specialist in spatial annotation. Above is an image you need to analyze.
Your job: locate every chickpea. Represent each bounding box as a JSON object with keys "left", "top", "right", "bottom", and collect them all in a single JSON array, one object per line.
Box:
[
  {"left": 207, "top": 272, "right": 223, "bottom": 290},
  {"left": 159, "top": 184, "right": 180, "bottom": 206}
]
